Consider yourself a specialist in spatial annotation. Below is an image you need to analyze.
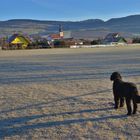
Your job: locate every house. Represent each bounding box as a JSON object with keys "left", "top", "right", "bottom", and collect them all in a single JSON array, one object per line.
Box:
[
  {"left": 48, "top": 34, "right": 62, "bottom": 41},
  {"left": 102, "top": 33, "right": 127, "bottom": 45},
  {"left": 7, "top": 33, "right": 31, "bottom": 49},
  {"left": 47, "top": 24, "right": 64, "bottom": 41}
]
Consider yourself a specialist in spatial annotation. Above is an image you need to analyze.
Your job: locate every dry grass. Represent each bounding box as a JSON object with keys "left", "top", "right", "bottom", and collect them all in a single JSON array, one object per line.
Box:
[{"left": 0, "top": 46, "right": 140, "bottom": 140}]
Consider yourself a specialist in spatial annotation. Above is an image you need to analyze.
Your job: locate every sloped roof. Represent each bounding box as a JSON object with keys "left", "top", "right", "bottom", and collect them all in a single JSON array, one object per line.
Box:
[
  {"left": 103, "top": 33, "right": 126, "bottom": 43},
  {"left": 47, "top": 33, "right": 63, "bottom": 41},
  {"left": 105, "top": 33, "right": 119, "bottom": 38},
  {"left": 48, "top": 34, "right": 61, "bottom": 40},
  {"left": 7, "top": 34, "right": 31, "bottom": 44},
  {"left": 51, "top": 34, "right": 60, "bottom": 39}
]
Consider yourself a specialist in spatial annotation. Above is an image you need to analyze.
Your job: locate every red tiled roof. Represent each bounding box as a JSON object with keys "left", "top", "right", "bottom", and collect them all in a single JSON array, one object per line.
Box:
[{"left": 50, "top": 34, "right": 61, "bottom": 40}]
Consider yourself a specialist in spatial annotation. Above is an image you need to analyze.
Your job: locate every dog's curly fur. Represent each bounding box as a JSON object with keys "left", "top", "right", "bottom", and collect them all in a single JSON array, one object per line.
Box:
[{"left": 110, "top": 72, "right": 139, "bottom": 115}]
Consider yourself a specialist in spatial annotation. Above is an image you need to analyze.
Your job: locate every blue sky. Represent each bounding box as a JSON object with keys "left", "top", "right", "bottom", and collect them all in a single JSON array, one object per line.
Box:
[{"left": 1, "top": 0, "right": 140, "bottom": 21}]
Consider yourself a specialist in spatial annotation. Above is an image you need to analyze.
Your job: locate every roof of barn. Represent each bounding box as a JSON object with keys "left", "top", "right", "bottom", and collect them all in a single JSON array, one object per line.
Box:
[{"left": 7, "top": 34, "right": 31, "bottom": 44}]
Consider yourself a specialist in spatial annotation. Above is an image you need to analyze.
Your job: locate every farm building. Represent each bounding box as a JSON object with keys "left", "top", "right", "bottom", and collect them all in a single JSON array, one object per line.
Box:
[
  {"left": 102, "top": 33, "right": 127, "bottom": 45},
  {"left": 7, "top": 33, "right": 31, "bottom": 49}
]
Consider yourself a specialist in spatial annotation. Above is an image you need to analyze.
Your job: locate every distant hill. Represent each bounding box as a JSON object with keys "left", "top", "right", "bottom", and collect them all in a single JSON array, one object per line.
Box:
[{"left": 0, "top": 15, "right": 140, "bottom": 39}]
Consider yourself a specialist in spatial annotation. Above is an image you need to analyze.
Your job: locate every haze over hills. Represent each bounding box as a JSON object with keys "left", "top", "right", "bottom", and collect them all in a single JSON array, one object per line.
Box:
[{"left": 0, "top": 15, "right": 140, "bottom": 39}]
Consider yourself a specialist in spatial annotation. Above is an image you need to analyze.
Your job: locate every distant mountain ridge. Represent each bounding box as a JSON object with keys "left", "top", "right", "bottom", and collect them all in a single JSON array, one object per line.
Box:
[{"left": 0, "top": 14, "right": 140, "bottom": 39}]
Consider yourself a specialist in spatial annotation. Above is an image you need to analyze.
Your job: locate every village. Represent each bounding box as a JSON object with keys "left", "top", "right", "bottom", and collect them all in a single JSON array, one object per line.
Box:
[{"left": 0, "top": 24, "right": 140, "bottom": 50}]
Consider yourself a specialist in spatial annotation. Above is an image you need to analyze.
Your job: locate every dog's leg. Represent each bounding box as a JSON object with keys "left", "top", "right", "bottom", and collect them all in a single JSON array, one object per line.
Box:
[
  {"left": 120, "top": 97, "right": 124, "bottom": 107},
  {"left": 114, "top": 96, "right": 119, "bottom": 109},
  {"left": 126, "top": 98, "right": 132, "bottom": 115},
  {"left": 132, "top": 99, "right": 137, "bottom": 114}
]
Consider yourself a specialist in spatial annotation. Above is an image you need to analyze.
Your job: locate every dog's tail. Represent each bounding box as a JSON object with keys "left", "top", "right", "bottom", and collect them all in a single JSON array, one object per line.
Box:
[
  {"left": 131, "top": 86, "right": 140, "bottom": 103},
  {"left": 133, "top": 94, "right": 140, "bottom": 103},
  {"left": 132, "top": 88, "right": 140, "bottom": 103}
]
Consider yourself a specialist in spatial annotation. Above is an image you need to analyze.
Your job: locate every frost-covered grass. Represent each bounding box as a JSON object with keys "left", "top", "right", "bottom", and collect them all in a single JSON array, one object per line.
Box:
[{"left": 0, "top": 47, "right": 140, "bottom": 139}]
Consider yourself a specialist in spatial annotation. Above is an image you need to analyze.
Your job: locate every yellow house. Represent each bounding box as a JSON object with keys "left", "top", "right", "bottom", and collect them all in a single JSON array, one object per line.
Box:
[{"left": 8, "top": 34, "right": 31, "bottom": 49}]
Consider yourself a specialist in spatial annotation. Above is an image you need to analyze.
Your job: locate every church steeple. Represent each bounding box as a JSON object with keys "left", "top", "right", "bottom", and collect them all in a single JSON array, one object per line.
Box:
[
  {"left": 59, "top": 24, "right": 62, "bottom": 32},
  {"left": 59, "top": 24, "right": 64, "bottom": 38}
]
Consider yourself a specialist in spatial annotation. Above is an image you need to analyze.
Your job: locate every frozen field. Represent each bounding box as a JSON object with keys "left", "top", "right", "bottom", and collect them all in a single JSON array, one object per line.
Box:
[{"left": 0, "top": 47, "right": 140, "bottom": 139}]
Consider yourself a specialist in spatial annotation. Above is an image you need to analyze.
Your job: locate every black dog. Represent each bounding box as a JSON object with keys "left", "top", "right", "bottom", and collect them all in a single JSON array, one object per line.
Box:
[{"left": 110, "top": 72, "right": 139, "bottom": 115}]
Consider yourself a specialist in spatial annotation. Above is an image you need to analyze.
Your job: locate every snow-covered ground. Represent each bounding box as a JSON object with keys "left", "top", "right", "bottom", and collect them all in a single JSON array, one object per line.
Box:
[{"left": 0, "top": 47, "right": 140, "bottom": 139}]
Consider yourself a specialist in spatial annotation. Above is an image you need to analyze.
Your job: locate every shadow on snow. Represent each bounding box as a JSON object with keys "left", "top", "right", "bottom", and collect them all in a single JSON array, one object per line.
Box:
[{"left": 0, "top": 107, "right": 127, "bottom": 138}]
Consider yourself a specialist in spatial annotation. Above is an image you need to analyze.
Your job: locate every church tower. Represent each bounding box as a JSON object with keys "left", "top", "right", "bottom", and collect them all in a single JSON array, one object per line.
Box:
[{"left": 59, "top": 24, "right": 64, "bottom": 38}]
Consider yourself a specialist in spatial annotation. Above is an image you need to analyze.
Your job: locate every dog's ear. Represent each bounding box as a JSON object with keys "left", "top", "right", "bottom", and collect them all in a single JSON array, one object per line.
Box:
[{"left": 110, "top": 72, "right": 122, "bottom": 81}]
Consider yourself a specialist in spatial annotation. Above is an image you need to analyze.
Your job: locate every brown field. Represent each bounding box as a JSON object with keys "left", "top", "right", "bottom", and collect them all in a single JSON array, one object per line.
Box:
[{"left": 0, "top": 46, "right": 140, "bottom": 140}]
